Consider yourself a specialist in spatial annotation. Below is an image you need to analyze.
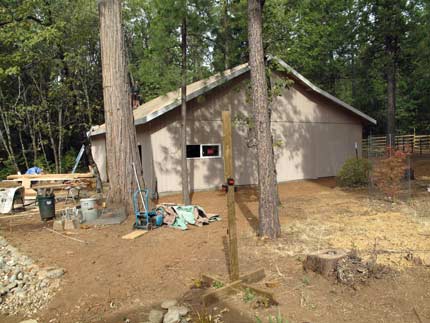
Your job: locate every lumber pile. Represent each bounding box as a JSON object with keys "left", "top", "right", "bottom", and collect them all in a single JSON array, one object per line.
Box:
[{"left": 6, "top": 173, "right": 95, "bottom": 198}]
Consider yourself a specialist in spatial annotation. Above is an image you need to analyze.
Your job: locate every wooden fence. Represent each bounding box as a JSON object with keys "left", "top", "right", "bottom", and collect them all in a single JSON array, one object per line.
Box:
[{"left": 362, "top": 134, "right": 430, "bottom": 156}]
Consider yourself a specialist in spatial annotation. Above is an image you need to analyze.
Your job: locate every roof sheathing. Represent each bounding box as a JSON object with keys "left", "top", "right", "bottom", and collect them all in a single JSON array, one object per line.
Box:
[{"left": 90, "top": 57, "right": 375, "bottom": 137}]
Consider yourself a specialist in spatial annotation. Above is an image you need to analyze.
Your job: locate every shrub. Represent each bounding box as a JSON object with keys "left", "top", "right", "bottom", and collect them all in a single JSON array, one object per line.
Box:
[
  {"left": 337, "top": 158, "right": 371, "bottom": 187},
  {"left": 372, "top": 149, "right": 408, "bottom": 200}
]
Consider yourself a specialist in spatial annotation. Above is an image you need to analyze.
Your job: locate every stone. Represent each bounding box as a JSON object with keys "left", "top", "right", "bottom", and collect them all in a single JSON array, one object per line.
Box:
[
  {"left": 163, "top": 309, "right": 181, "bottom": 323},
  {"left": 148, "top": 309, "right": 164, "bottom": 323},
  {"left": 161, "top": 299, "right": 177, "bottom": 309},
  {"left": 16, "top": 271, "right": 24, "bottom": 280},
  {"left": 19, "top": 320, "right": 38, "bottom": 323},
  {"left": 6, "top": 281, "right": 17, "bottom": 291},
  {"left": 43, "top": 268, "right": 64, "bottom": 279},
  {"left": 169, "top": 306, "right": 188, "bottom": 316}
]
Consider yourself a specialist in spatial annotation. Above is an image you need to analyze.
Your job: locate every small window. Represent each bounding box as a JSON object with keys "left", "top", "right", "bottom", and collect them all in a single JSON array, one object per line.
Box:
[
  {"left": 186, "top": 144, "right": 222, "bottom": 159},
  {"left": 202, "top": 144, "right": 221, "bottom": 158},
  {"left": 186, "top": 145, "right": 201, "bottom": 158}
]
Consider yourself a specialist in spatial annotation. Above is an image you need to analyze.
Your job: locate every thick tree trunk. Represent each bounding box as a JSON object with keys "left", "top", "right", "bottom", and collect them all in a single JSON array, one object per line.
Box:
[
  {"left": 247, "top": 0, "right": 280, "bottom": 239},
  {"left": 99, "top": 0, "right": 144, "bottom": 210},
  {"left": 386, "top": 63, "right": 396, "bottom": 147},
  {"left": 181, "top": 16, "right": 190, "bottom": 205}
]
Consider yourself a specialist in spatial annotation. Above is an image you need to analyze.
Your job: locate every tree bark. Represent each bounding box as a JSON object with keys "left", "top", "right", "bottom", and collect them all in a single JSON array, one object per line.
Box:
[
  {"left": 18, "top": 130, "right": 29, "bottom": 170},
  {"left": 247, "top": 0, "right": 280, "bottom": 239},
  {"left": 57, "top": 107, "right": 63, "bottom": 173},
  {"left": 46, "top": 110, "right": 59, "bottom": 173},
  {"left": 98, "top": 0, "right": 144, "bottom": 210},
  {"left": 386, "top": 62, "right": 396, "bottom": 147},
  {"left": 181, "top": 15, "right": 190, "bottom": 205}
]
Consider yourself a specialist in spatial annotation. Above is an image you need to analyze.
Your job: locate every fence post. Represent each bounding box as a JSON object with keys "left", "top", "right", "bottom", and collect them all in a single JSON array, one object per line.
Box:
[{"left": 420, "top": 138, "right": 422, "bottom": 156}]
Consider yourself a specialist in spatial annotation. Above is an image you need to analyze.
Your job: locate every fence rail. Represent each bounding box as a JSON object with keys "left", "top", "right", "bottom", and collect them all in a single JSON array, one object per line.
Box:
[{"left": 363, "top": 134, "right": 430, "bottom": 156}]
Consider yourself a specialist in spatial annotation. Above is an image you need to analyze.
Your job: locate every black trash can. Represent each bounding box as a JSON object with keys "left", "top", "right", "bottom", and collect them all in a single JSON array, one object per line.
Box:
[{"left": 37, "top": 194, "right": 56, "bottom": 221}]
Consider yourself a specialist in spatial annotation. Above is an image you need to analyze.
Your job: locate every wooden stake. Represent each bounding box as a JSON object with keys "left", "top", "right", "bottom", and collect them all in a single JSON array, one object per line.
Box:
[{"left": 222, "top": 111, "right": 239, "bottom": 281}]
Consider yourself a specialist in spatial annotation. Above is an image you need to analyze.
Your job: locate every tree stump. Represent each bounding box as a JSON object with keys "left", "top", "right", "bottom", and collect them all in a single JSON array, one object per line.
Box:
[{"left": 303, "top": 249, "right": 349, "bottom": 277}]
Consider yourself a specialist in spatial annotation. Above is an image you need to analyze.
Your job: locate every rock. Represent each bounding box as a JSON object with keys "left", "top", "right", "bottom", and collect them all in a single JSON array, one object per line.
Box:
[
  {"left": 44, "top": 268, "right": 64, "bottom": 279},
  {"left": 170, "top": 306, "right": 188, "bottom": 316},
  {"left": 6, "top": 281, "right": 17, "bottom": 291},
  {"left": 161, "top": 299, "right": 178, "bottom": 309},
  {"left": 148, "top": 309, "right": 164, "bottom": 323},
  {"left": 16, "top": 271, "right": 24, "bottom": 280},
  {"left": 163, "top": 309, "right": 181, "bottom": 323},
  {"left": 0, "top": 235, "right": 62, "bottom": 316},
  {"left": 19, "top": 320, "right": 38, "bottom": 323}
]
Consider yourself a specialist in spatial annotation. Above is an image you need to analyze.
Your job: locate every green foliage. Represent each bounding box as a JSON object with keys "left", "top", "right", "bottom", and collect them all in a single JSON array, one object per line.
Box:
[
  {"left": 212, "top": 280, "right": 224, "bottom": 289},
  {"left": 243, "top": 288, "right": 256, "bottom": 303},
  {"left": 337, "top": 158, "right": 372, "bottom": 187},
  {"left": 0, "top": 159, "right": 17, "bottom": 180},
  {"left": 255, "top": 311, "right": 289, "bottom": 323},
  {"left": 61, "top": 148, "right": 77, "bottom": 172}
]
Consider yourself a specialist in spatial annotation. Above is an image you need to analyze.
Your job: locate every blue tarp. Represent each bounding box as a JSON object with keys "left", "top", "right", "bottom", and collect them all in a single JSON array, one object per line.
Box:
[{"left": 25, "top": 166, "right": 43, "bottom": 175}]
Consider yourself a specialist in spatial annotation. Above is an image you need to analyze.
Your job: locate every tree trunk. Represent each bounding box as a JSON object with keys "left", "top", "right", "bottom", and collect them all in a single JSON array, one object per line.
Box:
[
  {"left": 247, "top": 0, "right": 280, "bottom": 239},
  {"left": 222, "top": 0, "right": 230, "bottom": 70},
  {"left": 18, "top": 130, "right": 29, "bottom": 170},
  {"left": 58, "top": 107, "right": 63, "bottom": 173},
  {"left": 46, "top": 110, "right": 59, "bottom": 173},
  {"left": 99, "top": 0, "right": 144, "bottom": 210},
  {"left": 27, "top": 112, "right": 38, "bottom": 163},
  {"left": 181, "top": 15, "right": 190, "bottom": 205},
  {"left": 386, "top": 62, "right": 396, "bottom": 147},
  {"left": 38, "top": 131, "right": 50, "bottom": 169}
]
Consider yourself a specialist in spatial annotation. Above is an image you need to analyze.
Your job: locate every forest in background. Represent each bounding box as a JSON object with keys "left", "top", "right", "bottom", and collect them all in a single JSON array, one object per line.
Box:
[{"left": 0, "top": 0, "right": 429, "bottom": 176}]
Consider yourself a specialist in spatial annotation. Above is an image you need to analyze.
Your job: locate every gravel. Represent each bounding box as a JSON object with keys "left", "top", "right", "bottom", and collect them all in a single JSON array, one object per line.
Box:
[{"left": 0, "top": 236, "right": 62, "bottom": 316}]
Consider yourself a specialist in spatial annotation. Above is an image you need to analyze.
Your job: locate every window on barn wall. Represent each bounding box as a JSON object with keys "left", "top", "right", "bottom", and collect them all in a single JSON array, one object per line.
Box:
[
  {"left": 186, "top": 145, "right": 201, "bottom": 158},
  {"left": 186, "top": 144, "right": 221, "bottom": 159}
]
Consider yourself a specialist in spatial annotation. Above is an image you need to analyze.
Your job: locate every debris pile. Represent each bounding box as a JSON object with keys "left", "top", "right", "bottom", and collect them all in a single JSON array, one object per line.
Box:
[
  {"left": 336, "top": 252, "right": 390, "bottom": 287},
  {"left": 0, "top": 236, "right": 63, "bottom": 316}
]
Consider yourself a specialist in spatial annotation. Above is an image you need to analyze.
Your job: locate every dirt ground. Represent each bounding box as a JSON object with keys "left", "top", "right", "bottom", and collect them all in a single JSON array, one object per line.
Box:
[{"left": 0, "top": 177, "right": 429, "bottom": 323}]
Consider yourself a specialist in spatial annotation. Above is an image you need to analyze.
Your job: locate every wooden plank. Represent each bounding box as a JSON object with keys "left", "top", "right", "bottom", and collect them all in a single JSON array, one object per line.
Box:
[
  {"left": 222, "top": 111, "right": 239, "bottom": 282},
  {"left": 7, "top": 173, "right": 94, "bottom": 180},
  {"left": 202, "top": 280, "right": 242, "bottom": 306},
  {"left": 240, "top": 268, "right": 265, "bottom": 284},
  {"left": 121, "top": 230, "right": 148, "bottom": 240},
  {"left": 241, "top": 283, "right": 278, "bottom": 305},
  {"left": 201, "top": 273, "right": 225, "bottom": 286}
]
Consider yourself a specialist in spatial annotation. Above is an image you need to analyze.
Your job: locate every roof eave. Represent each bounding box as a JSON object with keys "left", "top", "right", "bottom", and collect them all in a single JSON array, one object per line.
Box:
[
  {"left": 89, "top": 64, "right": 250, "bottom": 137},
  {"left": 269, "top": 56, "right": 377, "bottom": 125}
]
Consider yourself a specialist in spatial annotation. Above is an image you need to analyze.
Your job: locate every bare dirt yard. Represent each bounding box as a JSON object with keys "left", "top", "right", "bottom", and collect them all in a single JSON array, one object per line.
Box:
[{"left": 0, "top": 175, "right": 429, "bottom": 323}]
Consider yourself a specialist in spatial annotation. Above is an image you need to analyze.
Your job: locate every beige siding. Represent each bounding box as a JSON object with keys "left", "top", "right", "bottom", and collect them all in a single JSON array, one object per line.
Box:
[
  {"left": 91, "top": 72, "right": 363, "bottom": 194},
  {"left": 90, "top": 135, "right": 107, "bottom": 182}
]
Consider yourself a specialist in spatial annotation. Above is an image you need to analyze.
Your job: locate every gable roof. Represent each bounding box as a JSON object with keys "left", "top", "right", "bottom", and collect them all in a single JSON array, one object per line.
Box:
[{"left": 90, "top": 57, "right": 376, "bottom": 136}]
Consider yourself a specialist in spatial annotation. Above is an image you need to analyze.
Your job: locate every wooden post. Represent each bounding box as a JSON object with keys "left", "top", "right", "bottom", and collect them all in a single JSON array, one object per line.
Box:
[{"left": 222, "top": 111, "right": 239, "bottom": 281}]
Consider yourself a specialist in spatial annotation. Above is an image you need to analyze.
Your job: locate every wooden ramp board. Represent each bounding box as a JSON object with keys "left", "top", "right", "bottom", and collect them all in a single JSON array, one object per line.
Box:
[{"left": 121, "top": 230, "right": 148, "bottom": 240}]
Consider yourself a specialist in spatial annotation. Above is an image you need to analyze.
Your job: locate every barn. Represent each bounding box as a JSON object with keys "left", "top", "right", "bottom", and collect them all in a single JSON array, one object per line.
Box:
[{"left": 89, "top": 57, "right": 376, "bottom": 196}]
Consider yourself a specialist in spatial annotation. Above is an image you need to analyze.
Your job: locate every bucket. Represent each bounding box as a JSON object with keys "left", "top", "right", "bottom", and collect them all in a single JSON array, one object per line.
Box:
[
  {"left": 37, "top": 195, "right": 55, "bottom": 221},
  {"left": 80, "top": 198, "right": 99, "bottom": 222}
]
